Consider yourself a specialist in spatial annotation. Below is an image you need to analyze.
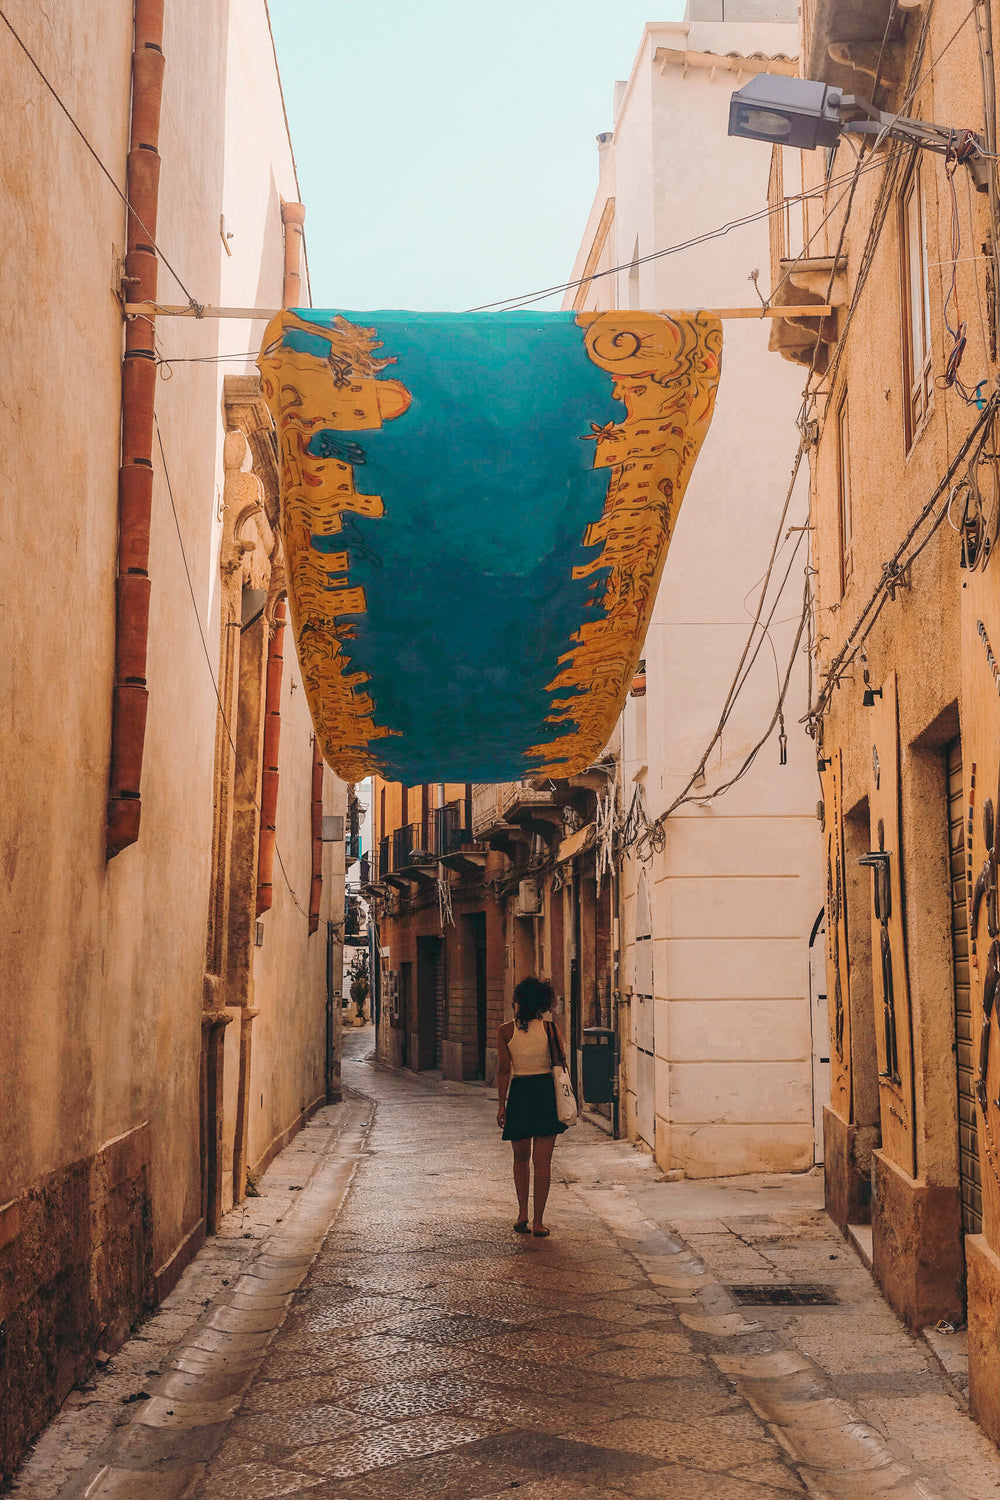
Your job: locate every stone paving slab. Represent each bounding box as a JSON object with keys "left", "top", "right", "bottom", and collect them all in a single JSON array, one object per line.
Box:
[
  {"left": 8, "top": 1097, "right": 372, "bottom": 1500},
  {"left": 9, "top": 1027, "right": 1000, "bottom": 1498}
]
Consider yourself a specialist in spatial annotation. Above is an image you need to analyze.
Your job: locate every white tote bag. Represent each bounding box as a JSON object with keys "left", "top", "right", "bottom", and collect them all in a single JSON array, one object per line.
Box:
[{"left": 546, "top": 1021, "right": 578, "bottom": 1126}]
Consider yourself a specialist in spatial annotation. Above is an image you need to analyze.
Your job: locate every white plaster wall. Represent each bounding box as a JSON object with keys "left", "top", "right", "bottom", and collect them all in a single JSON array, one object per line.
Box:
[{"left": 566, "top": 21, "right": 824, "bottom": 1176}]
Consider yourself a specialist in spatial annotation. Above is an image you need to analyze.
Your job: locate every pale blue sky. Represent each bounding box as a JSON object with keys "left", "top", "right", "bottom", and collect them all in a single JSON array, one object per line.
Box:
[{"left": 268, "top": 1, "right": 685, "bottom": 311}]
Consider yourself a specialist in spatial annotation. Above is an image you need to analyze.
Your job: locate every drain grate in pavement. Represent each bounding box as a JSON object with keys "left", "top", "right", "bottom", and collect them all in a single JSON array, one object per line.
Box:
[{"left": 728, "top": 1284, "right": 838, "bottom": 1307}]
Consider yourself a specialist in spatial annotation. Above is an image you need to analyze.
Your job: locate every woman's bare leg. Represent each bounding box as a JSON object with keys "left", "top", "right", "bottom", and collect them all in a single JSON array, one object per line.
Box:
[
  {"left": 531, "top": 1135, "right": 556, "bottom": 1231},
  {"left": 512, "top": 1139, "right": 531, "bottom": 1224}
]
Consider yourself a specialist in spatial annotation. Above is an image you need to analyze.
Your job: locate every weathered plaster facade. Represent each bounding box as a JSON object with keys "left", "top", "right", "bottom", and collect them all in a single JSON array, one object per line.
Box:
[
  {"left": 367, "top": 781, "right": 504, "bottom": 1080},
  {"left": 782, "top": 0, "right": 1000, "bottom": 1447},
  {"left": 563, "top": 4, "right": 825, "bottom": 1178},
  {"left": 0, "top": 0, "right": 345, "bottom": 1477},
  {"left": 367, "top": 774, "right": 614, "bottom": 1136}
]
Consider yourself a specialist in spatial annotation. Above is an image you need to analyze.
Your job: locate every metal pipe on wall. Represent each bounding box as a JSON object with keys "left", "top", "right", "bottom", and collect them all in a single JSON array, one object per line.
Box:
[
  {"left": 255, "top": 599, "right": 285, "bottom": 915},
  {"left": 308, "top": 737, "right": 323, "bottom": 934}
]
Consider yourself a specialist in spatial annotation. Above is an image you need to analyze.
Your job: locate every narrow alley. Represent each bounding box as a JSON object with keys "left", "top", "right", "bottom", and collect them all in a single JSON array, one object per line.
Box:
[{"left": 12, "top": 1028, "right": 998, "bottom": 1500}]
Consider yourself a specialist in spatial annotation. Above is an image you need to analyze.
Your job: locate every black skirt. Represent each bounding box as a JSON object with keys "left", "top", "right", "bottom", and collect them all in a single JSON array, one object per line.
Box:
[{"left": 502, "top": 1073, "right": 568, "bottom": 1141}]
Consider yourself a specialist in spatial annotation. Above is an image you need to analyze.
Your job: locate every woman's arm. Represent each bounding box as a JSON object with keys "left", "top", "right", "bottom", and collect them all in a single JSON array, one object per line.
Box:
[{"left": 496, "top": 1025, "right": 512, "bottom": 1127}]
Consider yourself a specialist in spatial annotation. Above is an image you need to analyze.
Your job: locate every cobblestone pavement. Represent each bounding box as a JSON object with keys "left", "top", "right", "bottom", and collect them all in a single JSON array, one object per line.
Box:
[{"left": 11, "top": 1027, "right": 1000, "bottom": 1498}]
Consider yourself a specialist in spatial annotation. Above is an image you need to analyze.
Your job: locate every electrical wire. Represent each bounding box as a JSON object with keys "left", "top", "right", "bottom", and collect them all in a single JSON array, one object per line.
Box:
[
  {"left": 691, "top": 579, "right": 811, "bottom": 807},
  {"left": 469, "top": 158, "right": 892, "bottom": 313},
  {"left": 808, "top": 390, "right": 1000, "bottom": 725},
  {"left": 814, "top": 0, "right": 940, "bottom": 420},
  {"left": 766, "top": 159, "right": 870, "bottom": 310},
  {"left": 0, "top": 5, "right": 202, "bottom": 312},
  {"left": 940, "top": 144, "right": 977, "bottom": 400},
  {"left": 619, "top": 3, "right": 926, "bottom": 840},
  {"left": 158, "top": 350, "right": 262, "bottom": 368},
  {"left": 154, "top": 415, "right": 314, "bottom": 923},
  {"left": 870, "top": 0, "right": 900, "bottom": 104}
]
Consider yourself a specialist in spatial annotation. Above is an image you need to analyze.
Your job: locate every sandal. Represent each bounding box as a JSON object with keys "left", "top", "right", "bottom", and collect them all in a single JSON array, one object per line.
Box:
[
  {"left": 532, "top": 1228, "right": 550, "bottom": 1238},
  {"left": 514, "top": 1221, "right": 531, "bottom": 1234}
]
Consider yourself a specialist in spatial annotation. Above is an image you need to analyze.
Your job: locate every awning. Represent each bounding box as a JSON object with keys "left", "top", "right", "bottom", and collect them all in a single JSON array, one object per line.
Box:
[{"left": 258, "top": 308, "right": 721, "bottom": 784}]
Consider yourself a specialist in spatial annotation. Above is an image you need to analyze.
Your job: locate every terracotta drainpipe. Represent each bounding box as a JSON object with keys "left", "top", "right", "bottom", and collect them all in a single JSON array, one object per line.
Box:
[
  {"left": 254, "top": 200, "right": 305, "bottom": 913},
  {"left": 107, "top": 0, "right": 165, "bottom": 859},
  {"left": 280, "top": 200, "right": 305, "bottom": 310},
  {"left": 255, "top": 599, "right": 285, "bottom": 915},
  {"left": 309, "top": 738, "right": 323, "bottom": 935},
  {"left": 107, "top": 2, "right": 166, "bottom": 858}
]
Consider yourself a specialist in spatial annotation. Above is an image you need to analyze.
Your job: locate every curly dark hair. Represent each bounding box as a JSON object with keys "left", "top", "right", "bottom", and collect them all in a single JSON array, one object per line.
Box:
[{"left": 513, "top": 976, "right": 555, "bottom": 1031}]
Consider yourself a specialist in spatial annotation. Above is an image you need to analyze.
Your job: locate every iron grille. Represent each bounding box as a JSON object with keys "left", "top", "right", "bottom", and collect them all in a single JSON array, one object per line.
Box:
[{"left": 728, "top": 1285, "right": 838, "bottom": 1307}]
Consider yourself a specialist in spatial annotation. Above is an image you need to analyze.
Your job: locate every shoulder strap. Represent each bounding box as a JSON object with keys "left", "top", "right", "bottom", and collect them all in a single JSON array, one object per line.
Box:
[{"left": 545, "top": 1020, "right": 566, "bottom": 1070}]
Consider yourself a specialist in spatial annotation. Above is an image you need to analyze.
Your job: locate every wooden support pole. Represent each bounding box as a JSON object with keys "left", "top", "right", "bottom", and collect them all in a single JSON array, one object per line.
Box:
[{"left": 124, "top": 302, "right": 835, "bottom": 321}]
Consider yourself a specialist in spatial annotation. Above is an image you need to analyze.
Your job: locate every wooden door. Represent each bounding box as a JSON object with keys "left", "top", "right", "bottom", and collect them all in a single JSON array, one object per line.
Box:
[
  {"left": 947, "top": 738, "right": 983, "bottom": 1235},
  {"left": 961, "top": 565, "right": 1000, "bottom": 1245},
  {"left": 866, "top": 672, "right": 916, "bottom": 1178}
]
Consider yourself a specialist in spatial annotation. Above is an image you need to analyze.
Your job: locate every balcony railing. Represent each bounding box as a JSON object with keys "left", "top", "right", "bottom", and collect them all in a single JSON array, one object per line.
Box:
[
  {"left": 375, "top": 804, "right": 477, "bottom": 878},
  {"left": 393, "top": 821, "right": 436, "bottom": 870},
  {"left": 436, "top": 801, "right": 468, "bottom": 856},
  {"left": 472, "top": 780, "right": 555, "bottom": 837}
]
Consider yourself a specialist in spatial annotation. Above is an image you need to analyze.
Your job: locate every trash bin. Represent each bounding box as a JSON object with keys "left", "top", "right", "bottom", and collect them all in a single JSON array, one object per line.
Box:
[{"left": 582, "top": 1026, "right": 615, "bottom": 1104}]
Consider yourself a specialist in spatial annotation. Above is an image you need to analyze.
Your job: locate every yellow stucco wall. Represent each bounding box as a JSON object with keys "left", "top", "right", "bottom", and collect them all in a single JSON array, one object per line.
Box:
[{"left": 0, "top": 0, "right": 346, "bottom": 1335}]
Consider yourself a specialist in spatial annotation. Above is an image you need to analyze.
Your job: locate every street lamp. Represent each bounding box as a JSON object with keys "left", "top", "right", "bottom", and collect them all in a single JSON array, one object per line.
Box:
[{"left": 729, "top": 74, "right": 990, "bottom": 190}]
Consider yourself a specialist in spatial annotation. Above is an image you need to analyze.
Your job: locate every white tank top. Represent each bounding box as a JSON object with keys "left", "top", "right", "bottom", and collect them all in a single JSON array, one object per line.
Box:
[{"left": 507, "top": 1017, "right": 553, "bottom": 1076}]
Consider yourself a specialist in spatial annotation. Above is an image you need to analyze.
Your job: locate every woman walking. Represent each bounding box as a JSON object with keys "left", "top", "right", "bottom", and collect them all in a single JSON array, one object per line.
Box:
[{"left": 496, "top": 976, "right": 569, "bottom": 1237}]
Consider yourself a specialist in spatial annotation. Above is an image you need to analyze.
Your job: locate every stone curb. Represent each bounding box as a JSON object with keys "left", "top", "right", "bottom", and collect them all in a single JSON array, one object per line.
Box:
[
  {"left": 566, "top": 1183, "right": 967, "bottom": 1500},
  {"left": 27, "top": 1095, "right": 373, "bottom": 1500}
]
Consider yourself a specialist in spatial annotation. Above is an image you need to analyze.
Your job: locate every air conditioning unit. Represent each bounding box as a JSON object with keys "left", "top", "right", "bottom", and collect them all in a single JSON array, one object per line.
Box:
[{"left": 514, "top": 877, "right": 542, "bottom": 918}]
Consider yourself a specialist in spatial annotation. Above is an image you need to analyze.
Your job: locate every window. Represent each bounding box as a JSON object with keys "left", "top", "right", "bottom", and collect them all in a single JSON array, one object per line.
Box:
[
  {"left": 900, "top": 159, "right": 933, "bottom": 446},
  {"left": 837, "top": 391, "right": 852, "bottom": 594}
]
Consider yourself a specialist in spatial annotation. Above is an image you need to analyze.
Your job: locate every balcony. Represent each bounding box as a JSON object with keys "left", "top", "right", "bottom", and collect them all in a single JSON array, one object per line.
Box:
[
  {"left": 392, "top": 821, "right": 437, "bottom": 883},
  {"left": 473, "top": 780, "right": 562, "bottom": 848},
  {"left": 343, "top": 891, "right": 368, "bottom": 947},
  {"left": 376, "top": 833, "right": 408, "bottom": 890},
  {"left": 436, "top": 800, "right": 487, "bottom": 877},
  {"left": 765, "top": 145, "right": 845, "bottom": 374},
  {"left": 804, "top": 0, "right": 913, "bottom": 101}
]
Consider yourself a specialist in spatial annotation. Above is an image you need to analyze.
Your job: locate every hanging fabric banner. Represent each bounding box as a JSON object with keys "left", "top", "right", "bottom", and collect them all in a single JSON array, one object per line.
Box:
[{"left": 257, "top": 309, "right": 721, "bottom": 784}]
